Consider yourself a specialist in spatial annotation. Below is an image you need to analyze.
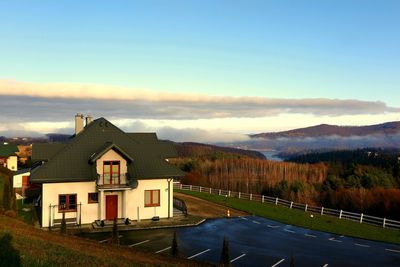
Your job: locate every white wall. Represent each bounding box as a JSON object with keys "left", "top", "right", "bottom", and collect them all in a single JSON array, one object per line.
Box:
[
  {"left": 6, "top": 156, "right": 17, "bottom": 171},
  {"left": 124, "top": 179, "right": 174, "bottom": 221},
  {"left": 41, "top": 178, "right": 174, "bottom": 227},
  {"left": 13, "top": 171, "right": 30, "bottom": 188},
  {"left": 41, "top": 181, "right": 98, "bottom": 227}
]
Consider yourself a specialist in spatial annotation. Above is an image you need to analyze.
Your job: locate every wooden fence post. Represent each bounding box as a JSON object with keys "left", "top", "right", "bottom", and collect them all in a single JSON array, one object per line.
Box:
[
  {"left": 209, "top": 188, "right": 212, "bottom": 194},
  {"left": 250, "top": 193, "right": 252, "bottom": 201},
  {"left": 290, "top": 202, "right": 293, "bottom": 209},
  {"left": 321, "top": 207, "right": 324, "bottom": 215},
  {"left": 238, "top": 192, "right": 241, "bottom": 199},
  {"left": 275, "top": 197, "right": 278, "bottom": 205},
  {"left": 383, "top": 218, "right": 386, "bottom": 228},
  {"left": 190, "top": 185, "right": 192, "bottom": 191},
  {"left": 339, "top": 210, "right": 343, "bottom": 219},
  {"left": 305, "top": 204, "right": 308, "bottom": 212},
  {"left": 262, "top": 195, "right": 264, "bottom": 203},
  {"left": 219, "top": 189, "right": 221, "bottom": 195},
  {"left": 180, "top": 183, "right": 183, "bottom": 189},
  {"left": 228, "top": 191, "right": 231, "bottom": 197},
  {"left": 360, "top": 213, "right": 363, "bottom": 223}
]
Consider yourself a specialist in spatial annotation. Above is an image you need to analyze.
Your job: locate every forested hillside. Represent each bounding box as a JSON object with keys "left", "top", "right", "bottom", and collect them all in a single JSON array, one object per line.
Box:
[{"left": 173, "top": 148, "right": 400, "bottom": 220}]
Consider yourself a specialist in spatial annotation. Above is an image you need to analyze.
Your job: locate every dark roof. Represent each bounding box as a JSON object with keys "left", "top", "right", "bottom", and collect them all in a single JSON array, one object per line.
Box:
[
  {"left": 31, "top": 143, "right": 67, "bottom": 162},
  {"left": 14, "top": 168, "right": 30, "bottom": 175},
  {"left": 30, "top": 118, "right": 184, "bottom": 183},
  {"left": 0, "top": 144, "right": 18, "bottom": 157}
]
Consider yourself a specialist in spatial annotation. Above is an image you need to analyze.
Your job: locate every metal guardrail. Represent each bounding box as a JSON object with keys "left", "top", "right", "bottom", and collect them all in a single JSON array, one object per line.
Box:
[{"left": 175, "top": 183, "right": 400, "bottom": 230}]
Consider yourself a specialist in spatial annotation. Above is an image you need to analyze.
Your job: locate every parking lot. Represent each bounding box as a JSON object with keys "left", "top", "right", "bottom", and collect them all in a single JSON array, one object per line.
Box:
[{"left": 83, "top": 216, "right": 400, "bottom": 267}]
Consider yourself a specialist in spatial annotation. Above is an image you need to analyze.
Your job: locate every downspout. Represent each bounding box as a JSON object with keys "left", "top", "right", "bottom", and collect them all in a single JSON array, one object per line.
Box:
[{"left": 167, "top": 178, "right": 173, "bottom": 218}]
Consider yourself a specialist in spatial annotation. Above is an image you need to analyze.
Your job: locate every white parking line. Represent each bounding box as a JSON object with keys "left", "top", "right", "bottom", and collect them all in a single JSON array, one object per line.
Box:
[
  {"left": 305, "top": 234, "right": 317, "bottom": 238},
  {"left": 267, "top": 225, "right": 280, "bottom": 228},
  {"left": 284, "top": 229, "right": 295, "bottom": 233},
  {"left": 354, "top": 243, "right": 370, "bottom": 248},
  {"left": 328, "top": 237, "right": 342, "bottom": 243},
  {"left": 187, "top": 248, "right": 211, "bottom": 259},
  {"left": 271, "top": 258, "right": 285, "bottom": 267},
  {"left": 129, "top": 240, "right": 150, "bottom": 247},
  {"left": 252, "top": 220, "right": 261, "bottom": 224},
  {"left": 240, "top": 217, "right": 249, "bottom": 220},
  {"left": 99, "top": 235, "right": 123, "bottom": 243},
  {"left": 385, "top": 248, "right": 400, "bottom": 253},
  {"left": 155, "top": 246, "right": 171, "bottom": 254},
  {"left": 230, "top": 253, "right": 246, "bottom": 263},
  {"left": 322, "top": 264, "right": 329, "bottom": 267}
]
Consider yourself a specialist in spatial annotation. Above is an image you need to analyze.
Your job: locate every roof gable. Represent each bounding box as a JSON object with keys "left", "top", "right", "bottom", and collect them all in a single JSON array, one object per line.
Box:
[{"left": 89, "top": 142, "right": 133, "bottom": 163}]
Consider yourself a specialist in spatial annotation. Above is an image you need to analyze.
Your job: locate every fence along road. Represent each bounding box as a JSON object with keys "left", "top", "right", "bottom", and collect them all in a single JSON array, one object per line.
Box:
[{"left": 175, "top": 183, "right": 400, "bottom": 230}]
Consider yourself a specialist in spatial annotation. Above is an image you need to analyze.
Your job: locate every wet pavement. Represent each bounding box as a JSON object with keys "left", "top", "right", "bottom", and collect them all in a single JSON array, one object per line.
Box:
[{"left": 81, "top": 216, "right": 400, "bottom": 267}]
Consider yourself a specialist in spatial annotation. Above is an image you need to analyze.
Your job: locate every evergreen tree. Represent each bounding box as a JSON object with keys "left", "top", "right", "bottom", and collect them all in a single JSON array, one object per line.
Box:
[
  {"left": 60, "top": 211, "right": 67, "bottom": 234},
  {"left": 220, "top": 236, "right": 231, "bottom": 267},
  {"left": 171, "top": 231, "right": 178, "bottom": 257},
  {"left": 0, "top": 233, "right": 21, "bottom": 267},
  {"left": 111, "top": 218, "right": 119, "bottom": 245}
]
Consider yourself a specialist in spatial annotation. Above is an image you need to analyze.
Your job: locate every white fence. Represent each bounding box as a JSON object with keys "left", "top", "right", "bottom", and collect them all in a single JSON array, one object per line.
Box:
[{"left": 175, "top": 183, "right": 400, "bottom": 230}]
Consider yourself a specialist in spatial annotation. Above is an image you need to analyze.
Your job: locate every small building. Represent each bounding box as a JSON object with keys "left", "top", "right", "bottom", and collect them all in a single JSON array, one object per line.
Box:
[
  {"left": 30, "top": 114, "right": 184, "bottom": 227},
  {"left": 13, "top": 168, "right": 30, "bottom": 199},
  {"left": 0, "top": 143, "right": 18, "bottom": 171}
]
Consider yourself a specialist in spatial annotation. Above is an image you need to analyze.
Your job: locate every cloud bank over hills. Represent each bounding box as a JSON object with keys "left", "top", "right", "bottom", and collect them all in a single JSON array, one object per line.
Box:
[{"left": 1, "top": 80, "right": 400, "bottom": 143}]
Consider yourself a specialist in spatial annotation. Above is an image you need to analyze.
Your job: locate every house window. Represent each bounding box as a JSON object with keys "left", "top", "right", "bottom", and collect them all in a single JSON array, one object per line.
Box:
[
  {"left": 88, "top": 192, "right": 98, "bottom": 203},
  {"left": 103, "top": 161, "right": 120, "bottom": 184},
  {"left": 144, "top": 190, "right": 160, "bottom": 207},
  {"left": 59, "top": 194, "right": 77, "bottom": 212}
]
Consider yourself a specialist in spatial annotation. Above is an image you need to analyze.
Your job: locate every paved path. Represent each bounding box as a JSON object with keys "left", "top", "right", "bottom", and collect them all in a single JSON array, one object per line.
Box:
[{"left": 176, "top": 216, "right": 400, "bottom": 267}]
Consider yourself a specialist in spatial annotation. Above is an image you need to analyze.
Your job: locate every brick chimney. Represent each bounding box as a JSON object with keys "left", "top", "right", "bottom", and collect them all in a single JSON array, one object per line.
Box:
[{"left": 75, "top": 113, "right": 85, "bottom": 135}]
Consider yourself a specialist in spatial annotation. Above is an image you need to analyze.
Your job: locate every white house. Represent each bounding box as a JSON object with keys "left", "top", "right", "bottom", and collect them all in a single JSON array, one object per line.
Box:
[
  {"left": 13, "top": 168, "right": 30, "bottom": 199},
  {"left": 0, "top": 143, "right": 18, "bottom": 171},
  {"left": 30, "top": 114, "right": 184, "bottom": 227}
]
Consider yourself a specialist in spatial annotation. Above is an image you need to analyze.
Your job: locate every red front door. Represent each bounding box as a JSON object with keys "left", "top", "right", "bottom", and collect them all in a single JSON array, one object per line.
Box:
[{"left": 106, "top": 195, "right": 118, "bottom": 220}]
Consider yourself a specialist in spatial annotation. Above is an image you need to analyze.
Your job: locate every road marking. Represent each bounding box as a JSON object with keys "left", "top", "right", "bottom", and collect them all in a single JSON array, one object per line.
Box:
[
  {"left": 385, "top": 248, "right": 400, "bottom": 253},
  {"left": 322, "top": 264, "right": 328, "bottom": 267},
  {"left": 354, "top": 243, "right": 370, "bottom": 248},
  {"left": 328, "top": 237, "right": 342, "bottom": 243},
  {"left": 230, "top": 253, "right": 246, "bottom": 263},
  {"left": 305, "top": 234, "right": 317, "bottom": 238},
  {"left": 99, "top": 235, "right": 123, "bottom": 243},
  {"left": 252, "top": 220, "right": 261, "bottom": 224},
  {"left": 187, "top": 248, "right": 211, "bottom": 259},
  {"left": 271, "top": 258, "right": 285, "bottom": 267},
  {"left": 155, "top": 246, "right": 171, "bottom": 254},
  {"left": 284, "top": 229, "right": 295, "bottom": 233},
  {"left": 129, "top": 240, "right": 150, "bottom": 247},
  {"left": 267, "top": 225, "right": 280, "bottom": 228},
  {"left": 240, "top": 217, "right": 248, "bottom": 220}
]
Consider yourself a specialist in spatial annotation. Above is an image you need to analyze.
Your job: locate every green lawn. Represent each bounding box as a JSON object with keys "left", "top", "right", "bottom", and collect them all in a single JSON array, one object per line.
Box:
[{"left": 177, "top": 189, "right": 400, "bottom": 244}]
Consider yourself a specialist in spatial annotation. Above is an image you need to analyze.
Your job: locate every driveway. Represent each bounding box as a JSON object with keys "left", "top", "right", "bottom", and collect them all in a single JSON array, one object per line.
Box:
[{"left": 83, "top": 216, "right": 400, "bottom": 267}]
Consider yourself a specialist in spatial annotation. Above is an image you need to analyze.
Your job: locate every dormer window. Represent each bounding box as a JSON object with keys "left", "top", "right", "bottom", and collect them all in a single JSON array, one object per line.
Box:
[{"left": 103, "top": 161, "right": 120, "bottom": 184}]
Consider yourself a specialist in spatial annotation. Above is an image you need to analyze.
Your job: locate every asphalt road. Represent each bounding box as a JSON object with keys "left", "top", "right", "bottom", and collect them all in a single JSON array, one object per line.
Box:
[{"left": 83, "top": 216, "right": 400, "bottom": 267}]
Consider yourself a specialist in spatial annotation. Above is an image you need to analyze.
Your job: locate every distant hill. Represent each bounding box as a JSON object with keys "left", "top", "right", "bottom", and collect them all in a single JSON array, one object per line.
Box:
[
  {"left": 173, "top": 142, "right": 266, "bottom": 160},
  {"left": 251, "top": 121, "right": 400, "bottom": 139}
]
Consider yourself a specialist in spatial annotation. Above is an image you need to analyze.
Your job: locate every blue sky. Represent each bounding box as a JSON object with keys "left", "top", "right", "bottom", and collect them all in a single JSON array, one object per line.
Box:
[{"left": 0, "top": 1, "right": 399, "bottom": 140}]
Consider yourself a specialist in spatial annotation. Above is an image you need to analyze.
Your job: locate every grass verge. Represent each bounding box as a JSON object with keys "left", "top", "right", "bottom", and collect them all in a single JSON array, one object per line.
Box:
[
  {"left": 176, "top": 189, "right": 400, "bottom": 245},
  {"left": 0, "top": 215, "right": 208, "bottom": 267}
]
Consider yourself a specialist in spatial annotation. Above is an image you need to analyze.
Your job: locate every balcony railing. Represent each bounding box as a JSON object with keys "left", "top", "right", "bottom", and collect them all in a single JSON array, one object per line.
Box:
[{"left": 97, "top": 173, "right": 129, "bottom": 189}]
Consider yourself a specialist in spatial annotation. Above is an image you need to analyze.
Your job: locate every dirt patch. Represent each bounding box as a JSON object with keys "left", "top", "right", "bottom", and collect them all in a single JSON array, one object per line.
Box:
[{"left": 174, "top": 192, "right": 248, "bottom": 218}]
